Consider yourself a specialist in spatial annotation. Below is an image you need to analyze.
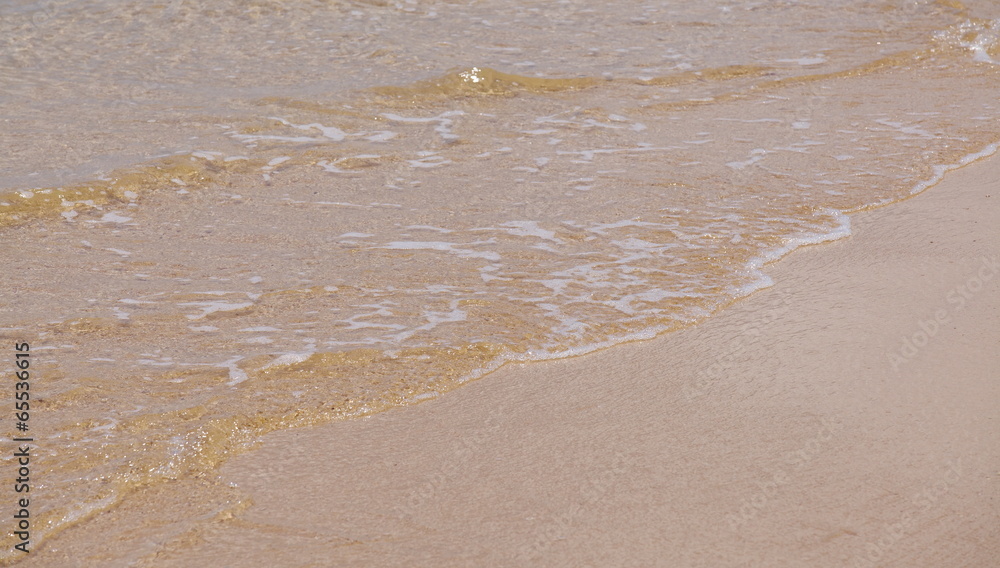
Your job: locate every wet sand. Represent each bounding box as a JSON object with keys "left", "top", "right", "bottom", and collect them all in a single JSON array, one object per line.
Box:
[{"left": 21, "top": 155, "right": 1000, "bottom": 566}]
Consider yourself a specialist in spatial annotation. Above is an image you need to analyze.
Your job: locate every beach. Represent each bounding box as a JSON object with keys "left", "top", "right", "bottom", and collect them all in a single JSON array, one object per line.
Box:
[
  {"left": 2, "top": 1, "right": 999, "bottom": 564},
  {"left": 21, "top": 137, "right": 999, "bottom": 567}
]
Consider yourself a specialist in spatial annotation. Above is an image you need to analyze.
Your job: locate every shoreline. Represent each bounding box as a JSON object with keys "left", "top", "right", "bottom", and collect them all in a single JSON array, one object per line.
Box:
[{"left": 18, "top": 153, "right": 999, "bottom": 566}]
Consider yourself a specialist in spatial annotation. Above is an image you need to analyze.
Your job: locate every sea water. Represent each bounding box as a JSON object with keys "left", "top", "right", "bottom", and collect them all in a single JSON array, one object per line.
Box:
[{"left": 1, "top": 0, "right": 998, "bottom": 558}]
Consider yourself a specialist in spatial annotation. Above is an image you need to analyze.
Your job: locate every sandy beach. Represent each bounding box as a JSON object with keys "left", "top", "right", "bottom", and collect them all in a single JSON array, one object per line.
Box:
[
  {"left": 21, "top": 143, "right": 998, "bottom": 567},
  {"left": 5, "top": 1, "right": 1000, "bottom": 566}
]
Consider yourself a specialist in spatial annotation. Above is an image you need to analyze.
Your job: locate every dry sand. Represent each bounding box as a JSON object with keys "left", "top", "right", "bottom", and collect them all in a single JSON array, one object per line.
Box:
[{"left": 22, "top": 155, "right": 999, "bottom": 566}]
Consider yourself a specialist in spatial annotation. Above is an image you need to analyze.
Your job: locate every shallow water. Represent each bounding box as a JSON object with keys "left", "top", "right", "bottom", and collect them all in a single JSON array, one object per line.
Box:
[{"left": 1, "top": 0, "right": 998, "bottom": 559}]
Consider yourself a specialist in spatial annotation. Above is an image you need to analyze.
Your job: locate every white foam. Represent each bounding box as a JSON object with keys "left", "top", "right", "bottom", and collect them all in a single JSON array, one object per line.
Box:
[
  {"left": 715, "top": 118, "right": 782, "bottom": 123},
  {"left": 777, "top": 55, "right": 826, "bottom": 66},
  {"left": 726, "top": 148, "right": 767, "bottom": 169},
  {"left": 587, "top": 218, "right": 667, "bottom": 235},
  {"left": 381, "top": 241, "right": 500, "bottom": 261},
  {"left": 233, "top": 134, "right": 319, "bottom": 144},
  {"left": 364, "top": 130, "right": 397, "bottom": 142},
  {"left": 874, "top": 119, "right": 935, "bottom": 139},
  {"left": 221, "top": 357, "right": 249, "bottom": 386},
  {"left": 269, "top": 117, "right": 347, "bottom": 141},
  {"left": 406, "top": 154, "right": 452, "bottom": 168},
  {"left": 497, "top": 221, "right": 561, "bottom": 242},
  {"left": 736, "top": 208, "right": 853, "bottom": 298},
  {"left": 99, "top": 212, "right": 133, "bottom": 224},
  {"left": 265, "top": 351, "right": 315, "bottom": 369},
  {"left": 391, "top": 300, "right": 467, "bottom": 343},
  {"left": 906, "top": 141, "right": 1000, "bottom": 198},
  {"left": 381, "top": 111, "right": 464, "bottom": 142},
  {"left": 406, "top": 225, "right": 453, "bottom": 233},
  {"left": 556, "top": 144, "right": 678, "bottom": 163},
  {"left": 282, "top": 198, "right": 366, "bottom": 207},
  {"left": 180, "top": 301, "right": 253, "bottom": 320},
  {"left": 940, "top": 19, "right": 1000, "bottom": 65}
]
